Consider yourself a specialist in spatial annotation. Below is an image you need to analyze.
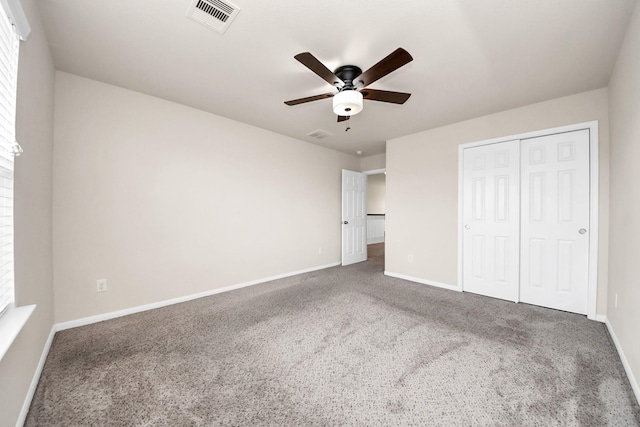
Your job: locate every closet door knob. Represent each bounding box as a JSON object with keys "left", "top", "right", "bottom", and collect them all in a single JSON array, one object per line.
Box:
[{"left": 579, "top": 228, "right": 587, "bottom": 234}]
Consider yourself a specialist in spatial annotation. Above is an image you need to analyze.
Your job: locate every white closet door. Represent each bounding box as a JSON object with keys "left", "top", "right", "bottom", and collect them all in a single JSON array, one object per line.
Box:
[
  {"left": 462, "top": 140, "right": 520, "bottom": 302},
  {"left": 520, "top": 129, "right": 590, "bottom": 314}
]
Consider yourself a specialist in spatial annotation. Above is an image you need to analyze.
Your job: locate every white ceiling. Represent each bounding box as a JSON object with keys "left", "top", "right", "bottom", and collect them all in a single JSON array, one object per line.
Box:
[{"left": 35, "top": 0, "right": 637, "bottom": 156}]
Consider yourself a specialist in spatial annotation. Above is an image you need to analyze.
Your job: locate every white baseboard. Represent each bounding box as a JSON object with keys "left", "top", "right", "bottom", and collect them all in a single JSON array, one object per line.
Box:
[
  {"left": 594, "top": 314, "right": 607, "bottom": 323},
  {"left": 384, "top": 271, "right": 459, "bottom": 291},
  {"left": 604, "top": 317, "right": 640, "bottom": 405},
  {"left": 16, "top": 324, "right": 56, "bottom": 427},
  {"left": 56, "top": 262, "right": 341, "bottom": 331}
]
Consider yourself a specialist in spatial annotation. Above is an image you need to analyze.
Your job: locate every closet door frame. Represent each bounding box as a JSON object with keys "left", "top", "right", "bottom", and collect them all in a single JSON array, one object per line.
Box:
[{"left": 457, "top": 121, "right": 600, "bottom": 321}]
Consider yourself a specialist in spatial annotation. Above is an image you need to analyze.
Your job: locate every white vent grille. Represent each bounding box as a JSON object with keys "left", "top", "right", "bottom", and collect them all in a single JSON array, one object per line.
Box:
[
  {"left": 307, "top": 129, "right": 333, "bottom": 140},
  {"left": 187, "top": 0, "right": 240, "bottom": 34}
]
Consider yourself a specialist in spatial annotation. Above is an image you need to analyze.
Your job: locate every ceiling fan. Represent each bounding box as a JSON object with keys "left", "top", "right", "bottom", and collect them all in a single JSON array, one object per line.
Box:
[{"left": 284, "top": 48, "right": 413, "bottom": 122}]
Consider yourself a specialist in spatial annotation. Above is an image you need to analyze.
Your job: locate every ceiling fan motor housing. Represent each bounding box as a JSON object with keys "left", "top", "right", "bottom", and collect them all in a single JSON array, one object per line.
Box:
[{"left": 334, "top": 65, "right": 363, "bottom": 88}]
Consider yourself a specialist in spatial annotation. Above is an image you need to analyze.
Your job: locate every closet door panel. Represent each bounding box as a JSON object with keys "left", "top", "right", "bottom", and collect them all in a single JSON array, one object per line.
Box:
[
  {"left": 520, "top": 130, "right": 590, "bottom": 314},
  {"left": 462, "top": 141, "right": 520, "bottom": 302}
]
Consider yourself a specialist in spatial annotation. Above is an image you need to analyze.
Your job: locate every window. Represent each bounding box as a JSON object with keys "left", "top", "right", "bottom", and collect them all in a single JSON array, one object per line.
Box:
[
  {"left": 0, "top": 0, "right": 20, "bottom": 316},
  {"left": 0, "top": 0, "right": 34, "bottom": 363}
]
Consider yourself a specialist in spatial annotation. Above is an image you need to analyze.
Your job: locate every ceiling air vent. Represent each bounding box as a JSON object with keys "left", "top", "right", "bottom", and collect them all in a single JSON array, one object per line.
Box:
[
  {"left": 307, "top": 129, "right": 333, "bottom": 140},
  {"left": 187, "top": 0, "right": 241, "bottom": 34}
]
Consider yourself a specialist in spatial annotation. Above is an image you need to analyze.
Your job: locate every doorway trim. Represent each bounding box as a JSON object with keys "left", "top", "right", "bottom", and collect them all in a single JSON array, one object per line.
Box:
[{"left": 456, "top": 120, "right": 599, "bottom": 320}]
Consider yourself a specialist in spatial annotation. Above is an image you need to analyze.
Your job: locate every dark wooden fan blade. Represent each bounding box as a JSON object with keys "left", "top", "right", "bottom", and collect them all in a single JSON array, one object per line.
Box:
[
  {"left": 294, "top": 52, "right": 344, "bottom": 87},
  {"left": 355, "top": 48, "right": 413, "bottom": 87},
  {"left": 361, "top": 88, "right": 411, "bottom": 104},
  {"left": 284, "top": 92, "right": 334, "bottom": 106},
  {"left": 337, "top": 116, "right": 349, "bottom": 122}
]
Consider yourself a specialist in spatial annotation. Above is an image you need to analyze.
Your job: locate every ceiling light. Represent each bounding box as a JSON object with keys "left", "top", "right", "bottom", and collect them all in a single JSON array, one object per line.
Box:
[{"left": 333, "top": 90, "right": 363, "bottom": 116}]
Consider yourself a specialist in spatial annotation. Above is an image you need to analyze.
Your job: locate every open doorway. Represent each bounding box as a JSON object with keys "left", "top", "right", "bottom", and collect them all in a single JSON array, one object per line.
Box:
[{"left": 365, "top": 170, "right": 385, "bottom": 265}]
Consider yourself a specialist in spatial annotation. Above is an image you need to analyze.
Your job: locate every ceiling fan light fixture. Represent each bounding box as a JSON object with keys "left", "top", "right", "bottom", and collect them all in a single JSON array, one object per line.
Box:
[{"left": 333, "top": 90, "right": 363, "bottom": 116}]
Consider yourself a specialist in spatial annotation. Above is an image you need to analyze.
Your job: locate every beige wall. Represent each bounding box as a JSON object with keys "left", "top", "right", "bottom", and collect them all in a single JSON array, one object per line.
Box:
[
  {"left": 360, "top": 153, "right": 386, "bottom": 171},
  {"left": 53, "top": 72, "right": 359, "bottom": 322},
  {"left": 0, "top": 0, "right": 56, "bottom": 426},
  {"left": 608, "top": 1, "right": 640, "bottom": 400},
  {"left": 367, "top": 173, "right": 386, "bottom": 214},
  {"left": 386, "top": 88, "right": 610, "bottom": 315}
]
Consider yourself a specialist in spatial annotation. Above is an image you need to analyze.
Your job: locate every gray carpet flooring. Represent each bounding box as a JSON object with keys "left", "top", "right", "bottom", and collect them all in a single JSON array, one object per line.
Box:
[{"left": 27, "top": 261, "right": 640, "bottom": 426}]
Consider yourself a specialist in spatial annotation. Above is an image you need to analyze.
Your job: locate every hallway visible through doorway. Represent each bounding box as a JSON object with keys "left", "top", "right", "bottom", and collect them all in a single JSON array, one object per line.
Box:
[{"left": 367, "top": 243, "right": 384, "bottom": 264}]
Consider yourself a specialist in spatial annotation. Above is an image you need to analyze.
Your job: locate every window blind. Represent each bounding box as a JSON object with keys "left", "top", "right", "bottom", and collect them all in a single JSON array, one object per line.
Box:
[{"left": 0, "top": 2, "right": 19, "bottom": 315}]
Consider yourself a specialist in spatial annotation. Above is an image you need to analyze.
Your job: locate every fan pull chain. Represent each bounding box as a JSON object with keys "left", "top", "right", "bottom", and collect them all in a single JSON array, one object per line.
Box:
[{"left": 345, "top": 116, "right": 351, "bottom": 132}]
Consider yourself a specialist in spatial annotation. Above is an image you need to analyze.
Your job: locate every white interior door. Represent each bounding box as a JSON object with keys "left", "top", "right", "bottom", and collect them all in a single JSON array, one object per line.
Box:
[
  {"left": 520, "top": 130, "right": 590, "bottom": 314},
  {"left": 342, "top": 170, "right": 367, "bottom": 266},
  {"left": 462, "top": 141, "right": 520, "bottom": 302}
]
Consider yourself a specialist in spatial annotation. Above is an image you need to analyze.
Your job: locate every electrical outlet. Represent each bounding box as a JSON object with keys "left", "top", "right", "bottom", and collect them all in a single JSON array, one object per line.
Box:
[
  {"left": 408, "top": 254, "right": 414, "bottom": 263},
  {"left": 96, "top": 279, "right": 108, "bottom": 293}
]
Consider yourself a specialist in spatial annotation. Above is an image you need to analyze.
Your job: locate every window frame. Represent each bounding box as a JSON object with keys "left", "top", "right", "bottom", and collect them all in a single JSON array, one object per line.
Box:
[{"left": 0, "top": 0, "right": 35, "bottom": 362}]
